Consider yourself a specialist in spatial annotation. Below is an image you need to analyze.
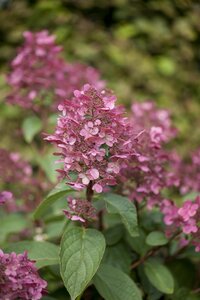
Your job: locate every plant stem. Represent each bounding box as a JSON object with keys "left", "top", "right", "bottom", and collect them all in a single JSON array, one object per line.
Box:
[
  {"left": 131, "top": 247, "right": 160, "bottom": 269},
  {"left": 83, "top": 181, "right": 94, "bottom": 228},
  {"left": 86, "top": 181, "right": 94, "bottom": 202},
  {"left": 131, "top": 230, "right": 181, "bottom": 270},
  {"left": 98, "top": 210, "right": 103, "bottom": 230}
]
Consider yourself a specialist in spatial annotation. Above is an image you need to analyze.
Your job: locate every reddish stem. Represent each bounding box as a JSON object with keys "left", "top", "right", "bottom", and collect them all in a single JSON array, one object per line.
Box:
[
  {"left": 98, "top": 210, "right": 104, "bottom": 231},
  {"left": 131, "top": 230, "right": 181, "bottom": 270},
  {"left": 86, "top": 181, "right": 94, "bottom": 202}
]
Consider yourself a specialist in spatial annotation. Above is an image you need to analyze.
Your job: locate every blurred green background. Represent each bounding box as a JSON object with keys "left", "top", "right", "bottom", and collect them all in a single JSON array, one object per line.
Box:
[{"left": 0, "top": 0, "right": 200, "bottom": 152}]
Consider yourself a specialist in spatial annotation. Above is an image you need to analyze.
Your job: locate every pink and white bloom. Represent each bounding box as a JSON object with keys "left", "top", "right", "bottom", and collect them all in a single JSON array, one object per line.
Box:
[{"left": 45, "top": 84, "right": 132, "bottom": 192}]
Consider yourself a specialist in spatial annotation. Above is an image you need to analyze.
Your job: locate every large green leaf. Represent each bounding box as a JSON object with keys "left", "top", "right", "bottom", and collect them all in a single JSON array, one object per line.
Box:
[
  {"left": 60, "top": 227, "right": 105, "bottom": 300},
  {"left": 93, "top": 264, "right": 142, "bottom": 300},
  {"left": 144, "top": 258, "right": 174, "bottom": 294},
  {"left": 5, "top": 241, "right": 59, "bottom": 268},
  {"left": 34, "top": 181, "right": 73, "bottom": 219},
  {"left": 22, "top": 115, "right": 42, "bottom": 143},
  {"left": 0, "top": 214, "right": 28, "bottom": 243},
  {"left": 103, "top": 194, "right": 138, "bottom": 237},
  {"left": 146, "top": 231, "right": 168, "bottom": 246}
]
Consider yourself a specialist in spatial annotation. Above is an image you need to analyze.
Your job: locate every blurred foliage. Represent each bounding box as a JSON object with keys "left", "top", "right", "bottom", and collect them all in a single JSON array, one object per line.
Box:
[{"left": 0, "top": 0, "right": 200, "bottom": 152}]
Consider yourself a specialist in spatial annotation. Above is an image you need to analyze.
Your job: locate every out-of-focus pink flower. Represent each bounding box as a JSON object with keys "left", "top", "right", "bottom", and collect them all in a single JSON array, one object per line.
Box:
[
  {"left": 0, "top": 250, "right": 47, "bottom": 299},
  {"left": 0, "top": 148, "right": 49, "bottom": 212},
  {"left": 6, "top": 30, "right": 105, "bottom": 113},
  {"left": 0, "top": 191, "right": 13, "bottom": 205},
  {"left": 150, "top": 126, "right": 165, "bottom": 144},
  {"left": 161, "top": 199, "right": 179, "bottom": 226},
  {"left": 161, "top": 196, "right": 200, "bottom": 252},
  {"left": 178, "top": 201, "right": 198, "bottom": 222},
  {"left": 0, "top": 148, "right": 32, "bottom": 185},
  {"left": 170, "top": 148, "right": 200, "bottom": 195},
  {"left": 131, "top": 101, "right": 177, "bottom": 142},
  {"left": 119, "top": 101, "right": 178, "bottom": 208}
]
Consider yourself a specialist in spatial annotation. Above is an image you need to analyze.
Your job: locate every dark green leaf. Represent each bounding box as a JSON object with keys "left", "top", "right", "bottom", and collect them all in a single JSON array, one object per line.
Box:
[
  {"left": 126, "top": 229, "right": 150, "bottom": 256},
  {"left": 167, "top": 259, "right": 195, "bottom": 289},
  {"left": 102, "top": 242, "right": 132, "bottom": 274},
  {"left": 93, "top": 264, "right": 142, "bottom": 300},
  {"left": 104, "top": 224, "right": 124, "bottom": 246},
  {"left": 146, "top": 231, "right": 168, "bottom": 246},
  {"left": 34, "top": 181, "right": 73, "bottom": 219},
  {"left": 103, "top": 194, "right": 138, "bottom": 237},
  {"left": 138, "top": 265, "right": 163, "bottom": 300},
  {"left": 60, "top": 227, "right": 105, "bottom": 300},
  {"left": 144, "top": 258, "right": 174, "bottom": 294}
]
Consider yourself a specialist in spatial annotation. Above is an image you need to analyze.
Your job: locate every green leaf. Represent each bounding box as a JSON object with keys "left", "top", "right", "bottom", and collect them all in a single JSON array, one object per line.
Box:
[
  {"left": 104, "top": 224, "right": 124, "bottom": 246},
  {"left": 146, "top": 231, "right": 168, "bottom": 246},
  {"left": 5, "top": 241, "right": 59, "bottom": 268},
  {"left": 22, "top": 115, "right": 42, "bottom": 143},
  {"left": 144, "top": 258, "right": 174, "bottom": 294},
  {"left": 37, "top": 152, "right": 60, "bottom": 183},
  {"left": 170, "top": 287, "right": 190, "bottom": 300},
  {"left": 60, "top": 227, "right": 105, "bottom": 300},
  {"left": 34, "top": 181, "right": 73, "bottom": 219},
  {"left": 93, "top": 264, "right": 142, "bottom": 300},
  {"left": 182, "top": 192, "right": 199, "bottom": 202},
  {"left": 126, "top": 228, "right": 150, "bottom": 256},
  {"left": 141, "top": 210, "right": 163, "bottom": 232},
  {"left": 45, "top": 219, "right": 66, "bottom": 240},
  {"left": 103, "top": 194, "right": 138, "bottom": 237},
  {"left": 102, "top": 242, "right": 132, "bottom": 274},
  {"left": 167, "top": 259, "right": 195, "bottom": 289},
  {"left": 138, "top": 265, "right": 162, "bottom": 300},
  {"left": 0, "top": 214, "right": 28, "bottom": 243}
]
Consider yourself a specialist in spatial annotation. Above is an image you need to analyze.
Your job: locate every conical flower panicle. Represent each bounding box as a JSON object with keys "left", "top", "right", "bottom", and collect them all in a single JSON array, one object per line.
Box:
[{"left": 45, "top": 84, "right": 132, "bottom": 193}]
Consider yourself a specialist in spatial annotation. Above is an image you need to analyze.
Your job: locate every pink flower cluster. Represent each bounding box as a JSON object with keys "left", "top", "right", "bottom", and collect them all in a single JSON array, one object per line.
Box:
[
  {"left": 131, "top": 101, "right": 177, "bottom": 142},
  {"left": 170, "top": 149, "right": 200, "bottom": 195},
  {"left": 0, "top": 148, "right": 32, "bottom": 185},
  {"left": 161, "top": 196, "right": 200, "bottom": 251},
  {"left": 63, "top": 196, "right": 97, "bottom": 223},
  {"left": 0, "top": 191, "right": 13, "bottom": 205},
  {"left": 120, "top": 102, "right": 178, "bottom": 208},
  {"left": 0, "top": 250, "right": 47, "bottom": 299},
  {"left": 0, "top": 148, "right": 48, "bottom": 212},
  {"left": 45, "top": 84, "right": 132, "bottom": 193},
  {"left": 7, "top": 30, "right": 104, "bottom": 112}
]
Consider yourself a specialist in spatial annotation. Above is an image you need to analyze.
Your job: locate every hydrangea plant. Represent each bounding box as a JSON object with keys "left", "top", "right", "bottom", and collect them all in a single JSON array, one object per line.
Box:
[{"left": 1, "top": 31, "right": 200, "bottom": 300}]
